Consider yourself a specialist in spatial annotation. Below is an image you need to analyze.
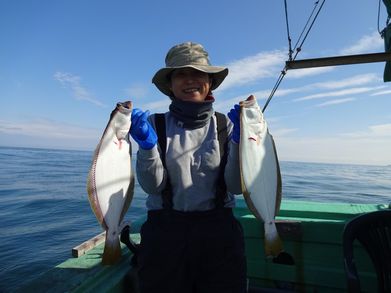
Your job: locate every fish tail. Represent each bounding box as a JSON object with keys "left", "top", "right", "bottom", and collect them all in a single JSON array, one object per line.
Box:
[
  {"left": 102, "top": 231, "right": 122, "bottom": 265},
  {"left": 263, "top": 221, "right": 283, "bottom": 257}
]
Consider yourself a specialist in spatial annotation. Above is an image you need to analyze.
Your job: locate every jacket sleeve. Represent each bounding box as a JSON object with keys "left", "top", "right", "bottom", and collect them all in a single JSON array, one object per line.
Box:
[
  {"left": 224, "top": 119, "right": 242, "bottom": 195},
  {"left": 135, "top": 115, "right": 167, "bottom": 195}
]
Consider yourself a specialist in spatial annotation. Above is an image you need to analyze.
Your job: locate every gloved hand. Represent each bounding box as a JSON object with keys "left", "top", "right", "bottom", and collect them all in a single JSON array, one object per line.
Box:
[
  {"left": 227, "top": 104, "right": 240, "bottom": 144},
  {"left": 130, "top": 108, "right": 157, "bottom": 150}
]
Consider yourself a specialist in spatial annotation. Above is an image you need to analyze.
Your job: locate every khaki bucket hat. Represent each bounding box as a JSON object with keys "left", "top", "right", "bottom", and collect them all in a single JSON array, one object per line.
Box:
[{"left": 152, "top": 42, "right": 228, "bottom": 97}]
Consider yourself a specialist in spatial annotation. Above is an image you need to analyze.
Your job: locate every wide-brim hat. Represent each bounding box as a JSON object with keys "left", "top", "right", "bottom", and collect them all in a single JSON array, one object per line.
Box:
[{"left": 152, "top": 42, "right": 228, "bottom": 97}]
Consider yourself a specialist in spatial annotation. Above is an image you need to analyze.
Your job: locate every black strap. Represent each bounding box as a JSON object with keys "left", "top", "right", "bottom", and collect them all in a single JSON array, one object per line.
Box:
[
  {"left": 214, "top": 112, "right": 229, "bottom": 208},
  {"left": 154, "top": 113, "right": 173, "bottom": 209},
  {"left": 154, "top": 112, "right": 229, "bottom": 210},
  {"left": 155, "top": 113, "right": 167, "bottom": 167}
]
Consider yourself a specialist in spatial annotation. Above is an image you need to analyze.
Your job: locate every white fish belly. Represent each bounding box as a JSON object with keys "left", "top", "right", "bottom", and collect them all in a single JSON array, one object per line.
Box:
[
  {"left": 241, "top": 127, "right": 278, "bottom": 223},
  {"left": 94, "top": 138, "right": 132, "bottom": 233}
]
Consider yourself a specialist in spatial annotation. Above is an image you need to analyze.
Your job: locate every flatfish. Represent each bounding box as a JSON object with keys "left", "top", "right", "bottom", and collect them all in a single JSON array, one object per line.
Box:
[
  {"left": 239, "top": 95, "right": 283, "bottom": 257},
  {"left": 87, "top": 101, "right": 134, "bottom": 265}
]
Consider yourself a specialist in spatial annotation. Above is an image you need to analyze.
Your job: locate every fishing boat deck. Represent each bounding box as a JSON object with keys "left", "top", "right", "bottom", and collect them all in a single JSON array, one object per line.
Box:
[{"left": 16, "top": 200, "right": 389, "bottom": 292}]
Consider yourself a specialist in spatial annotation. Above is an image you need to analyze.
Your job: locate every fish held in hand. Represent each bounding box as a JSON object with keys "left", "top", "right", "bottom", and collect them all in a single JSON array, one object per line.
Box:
[
  {"left": 87, "top": 101, "right": 135, "bottom": 265},
  {"left": 239, "top": 95, "right": 283, "bottom": 258}
]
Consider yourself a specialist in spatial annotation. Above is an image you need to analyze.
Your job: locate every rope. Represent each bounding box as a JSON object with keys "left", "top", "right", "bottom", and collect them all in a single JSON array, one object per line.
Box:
[{"left": 262, "top": 0, "right": 326, "bottom": 113}]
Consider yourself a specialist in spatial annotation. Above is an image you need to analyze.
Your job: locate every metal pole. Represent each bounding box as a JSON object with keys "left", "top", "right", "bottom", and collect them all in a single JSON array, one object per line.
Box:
[{"left": 285, "top": 52, "right": 391, "bottom": 70}]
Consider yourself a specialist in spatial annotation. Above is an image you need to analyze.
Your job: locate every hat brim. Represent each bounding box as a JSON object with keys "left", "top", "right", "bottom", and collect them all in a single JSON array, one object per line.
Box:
[{"left": 152, "top": 65, "right": 228, "bottom": 97}]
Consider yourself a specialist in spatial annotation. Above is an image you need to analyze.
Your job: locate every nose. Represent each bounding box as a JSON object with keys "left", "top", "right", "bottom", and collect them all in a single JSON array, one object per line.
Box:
[
  {"left": 182, "top": 72, "right": 195, "bottom": 82},
  {"left": 185, "top": 76, "right": 195, "bottom": 83}
]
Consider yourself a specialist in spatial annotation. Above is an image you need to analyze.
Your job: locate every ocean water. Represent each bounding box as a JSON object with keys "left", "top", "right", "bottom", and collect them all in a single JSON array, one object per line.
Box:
[{"left": 0, "top": 146, "right": 390, "bottom": 292}]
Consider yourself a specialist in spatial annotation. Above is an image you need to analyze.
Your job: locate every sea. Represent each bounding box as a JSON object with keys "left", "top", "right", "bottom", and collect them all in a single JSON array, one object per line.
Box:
[{"left": 0, "top": 146, "right": 390, "bottom": 292}]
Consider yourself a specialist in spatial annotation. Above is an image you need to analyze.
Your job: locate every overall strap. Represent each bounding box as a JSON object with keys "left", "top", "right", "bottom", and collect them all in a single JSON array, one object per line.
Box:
[
  {"left": 155, "top": 113, "right": 167, "bottom": 167},
  {"left": 214, "top": 112, "right": 229, "bottom": 209},
  {"left": 154, "top": 113, "right": 173, "bottom": 210}
]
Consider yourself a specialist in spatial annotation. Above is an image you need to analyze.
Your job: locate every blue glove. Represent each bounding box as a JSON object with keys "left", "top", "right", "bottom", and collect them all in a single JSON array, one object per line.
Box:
[
  {"left": 130, "top": 108, "right": 157, "bottom": 150},
  {"left": 227, "top": 104, "right": 240, "bottom": 143}
]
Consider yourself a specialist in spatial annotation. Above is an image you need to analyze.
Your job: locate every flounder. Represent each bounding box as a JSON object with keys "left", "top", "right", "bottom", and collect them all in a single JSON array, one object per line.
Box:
[
  {"left": 87, "top": 101, "right": 134, "bottom": 265},
  {"left": 239, "top": 95, "right": 283, "bottom": 257}
]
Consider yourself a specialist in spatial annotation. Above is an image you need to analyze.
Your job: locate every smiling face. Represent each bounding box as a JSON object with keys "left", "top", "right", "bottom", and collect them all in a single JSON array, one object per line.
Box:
[{"left": 169, "top": 68, "right": 212, "bottom": 102}]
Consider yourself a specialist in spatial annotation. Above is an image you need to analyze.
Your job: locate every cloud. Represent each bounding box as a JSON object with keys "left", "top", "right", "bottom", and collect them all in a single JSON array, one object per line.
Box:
[
  {"left": 285, "top": 67, "right": 334, "bottom": 78},
  {"left": 224, "top": 73, "right": 378, "bottom": 108},
  {"left": 54, "top": 72, "right": 105, "bottom": 107},
  {"left": 311, "top": 73, "right": 381, "bottom": 89},
  {"left": 277, "top": 74, "right": 382, "bottom": 103},
  {"left": 340, "top": 31, "right": 384, "bottom": 55},
  {"left": 369, "top": 123, "right": 391, "bottom": 136},
  {"left": 215, "top": 66, "right": 383, "bottom": 114},
  {"left": 217, "top": 50, "right": 286, "bottom": 91},
  {"left": 0, "top": 119, "right": 99, "bottom": 139},
  {"left": 271, "top": 127, "right": 298, "bottom": 136},
  {"left": 342, "top": 123, "right": 391, "bottom": 138},
  {"left": 294, "top": 86, "right": 381, "bottom": 101},
  {"left": 0, "top": 119, "right": 101, "bottom": 150},
  {"left": 371, "top": 89, "right": 391, "bottom": 96},
  {"left": 279, "top": 74, "right": 381, "bottom": 101},
  {"left": 315, "top": 97, "right": 356, "bottom": 108}
]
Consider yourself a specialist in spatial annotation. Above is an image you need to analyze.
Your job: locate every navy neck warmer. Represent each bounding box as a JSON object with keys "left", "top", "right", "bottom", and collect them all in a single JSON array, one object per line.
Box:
[{"left": 169, "top": 97, "right": 215, "bottom": 129}]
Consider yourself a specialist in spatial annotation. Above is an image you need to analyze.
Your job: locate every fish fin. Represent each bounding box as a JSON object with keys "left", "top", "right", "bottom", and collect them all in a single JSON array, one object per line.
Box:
[
  {"left": 263, "top": 221, "right": 283, "bottom": 258},
  {"left": 102, "top": 231, "right": 122, "bottom": 265},
  {"left": 270, "top": 134, "right": 282, "bottom": 215},
  {"left": 86, "top": 146, "right": 105, "bottom": 226}
]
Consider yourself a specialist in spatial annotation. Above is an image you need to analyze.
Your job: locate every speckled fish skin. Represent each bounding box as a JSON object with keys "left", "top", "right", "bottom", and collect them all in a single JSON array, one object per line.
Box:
[
  {"left": 239, "top": 95, "right": 283, "bottom": 258},
  {"left": 87, "top": 101, "right": 134, "bottom": 265}
]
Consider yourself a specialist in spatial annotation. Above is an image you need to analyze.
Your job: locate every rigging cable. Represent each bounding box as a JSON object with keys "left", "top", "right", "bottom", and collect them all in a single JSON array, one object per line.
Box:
[
  {"left": 284, "top": 0, "right": 293, "bottom": 61},
  {"left": 291, "top": 1, "right": 324, "bottom": 60},
  {"left": 262, "top": 0, "right": 326, "bottom": 113},
  {"left": 292, "top": 0, "right": 326, "bottom": 61},
  {"left": 378, "top": 0, "right": 390, "bottom": 37}
]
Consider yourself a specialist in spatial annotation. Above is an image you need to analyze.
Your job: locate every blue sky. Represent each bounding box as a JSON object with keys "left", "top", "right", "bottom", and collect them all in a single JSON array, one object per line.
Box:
[{"left": 1, "top": 0, "right": 390, "bottom": 165}]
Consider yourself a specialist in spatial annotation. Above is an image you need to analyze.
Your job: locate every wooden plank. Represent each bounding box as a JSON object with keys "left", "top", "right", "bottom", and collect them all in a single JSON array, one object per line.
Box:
[
  {"left": 285, "top": 52, "right": 391, "bottom": 70},
  {"left": 16, "top": 234, "right": 142, "bottom": 293},
  {"left": 72, "top": 231, "right": 106, "bottom": 258}
]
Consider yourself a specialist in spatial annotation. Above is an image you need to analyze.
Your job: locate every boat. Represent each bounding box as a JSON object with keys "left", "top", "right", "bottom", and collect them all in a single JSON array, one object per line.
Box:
[{"left": 16, "top": 198, "right": 390, "bottom": 292}]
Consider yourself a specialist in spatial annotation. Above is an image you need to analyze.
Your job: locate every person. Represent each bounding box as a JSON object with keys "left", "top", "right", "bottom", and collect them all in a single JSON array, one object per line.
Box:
[{"left": 129, "top": 42, "right": 246, "bottom": 293}]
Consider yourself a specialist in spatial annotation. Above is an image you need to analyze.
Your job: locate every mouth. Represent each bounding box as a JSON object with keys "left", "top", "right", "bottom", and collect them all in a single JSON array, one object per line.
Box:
[{"left": 183, "top": 87, "right": 199, "bottom": 94}]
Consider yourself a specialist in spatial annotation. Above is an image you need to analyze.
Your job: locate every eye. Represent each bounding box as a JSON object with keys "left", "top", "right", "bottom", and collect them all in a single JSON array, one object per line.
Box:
[
  {"left": 174, "top": 71, "right": 185, "bottom": 78},
  {"left": 195, "top": 71, "right": 209, "bottom": 79}
]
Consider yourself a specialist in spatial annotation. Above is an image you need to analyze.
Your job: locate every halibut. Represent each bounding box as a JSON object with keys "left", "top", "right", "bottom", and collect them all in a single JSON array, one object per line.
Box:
[
  {"left": 239, "top": 95, "right": 283, "bottom": 257},
  {"left": 87, "top": 101, "right": 134, "bottom": 265}
]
